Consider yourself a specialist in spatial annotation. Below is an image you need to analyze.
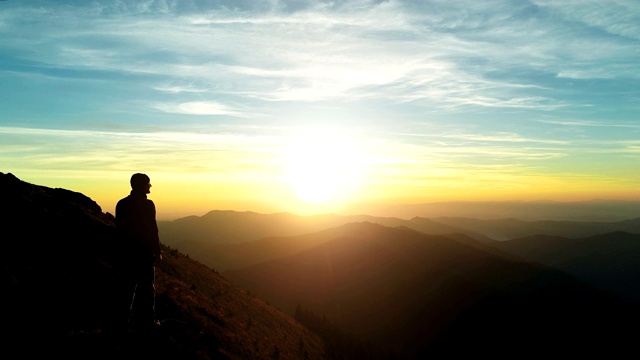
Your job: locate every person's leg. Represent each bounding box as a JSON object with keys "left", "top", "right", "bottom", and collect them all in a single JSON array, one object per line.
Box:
[
  {"left": 120, "top": 264, "right": 137, "bottom": 328},
  {"left": 113, "top": 260, "right": 137, "bottom": 342},
  {"left": 133, "top": 262, "right": 156, "bottom": 328}
]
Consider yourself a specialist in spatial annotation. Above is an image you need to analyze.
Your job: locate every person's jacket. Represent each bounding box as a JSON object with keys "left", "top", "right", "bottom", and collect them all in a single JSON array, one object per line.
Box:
[{"left": 115, "top": 190, "right": 161, "bottom": 260}]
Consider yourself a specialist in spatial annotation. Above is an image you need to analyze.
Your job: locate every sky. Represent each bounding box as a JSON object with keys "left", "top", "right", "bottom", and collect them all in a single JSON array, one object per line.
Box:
[{"left": 1, "top": 0, "right": 639, "bottom": 219}]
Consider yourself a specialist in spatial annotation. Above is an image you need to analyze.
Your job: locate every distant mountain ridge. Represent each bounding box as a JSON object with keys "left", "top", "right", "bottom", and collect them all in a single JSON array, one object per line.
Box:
[
  {"left": 434, "top": 216, "right": 640, "bottom": 241},
  {"left": 158, "top": 209, "right": 640, "bottom": 271},
  {"left": 158, "top": 211, "right": 492, "bottom": 270},
  {"left": 347, "top": 199, "right": 640, "bottom": 221},
  {"left": 159, "top": 210, "right": 491, "bottom": 244}
]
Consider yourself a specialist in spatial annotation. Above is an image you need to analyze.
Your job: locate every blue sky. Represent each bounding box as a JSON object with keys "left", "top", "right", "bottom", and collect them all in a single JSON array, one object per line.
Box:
[{"left": 1, "top": 0, "right": 639, "bottom": 218}]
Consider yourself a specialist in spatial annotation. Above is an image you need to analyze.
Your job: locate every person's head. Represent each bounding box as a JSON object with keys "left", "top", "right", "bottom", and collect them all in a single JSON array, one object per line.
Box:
[{"left": 130, "top": 173, "right": 151, "bottom": 193}]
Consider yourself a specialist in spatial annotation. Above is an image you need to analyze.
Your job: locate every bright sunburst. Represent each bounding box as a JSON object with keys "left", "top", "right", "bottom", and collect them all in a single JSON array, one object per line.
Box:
[{"left": 284, "top": 129, "right": 365, "bottom": 205}]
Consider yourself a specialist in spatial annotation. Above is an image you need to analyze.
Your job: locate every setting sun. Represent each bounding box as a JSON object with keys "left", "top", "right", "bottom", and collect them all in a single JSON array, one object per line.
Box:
[{"left": 283, "top": 129, "right": 365, "bottom": 205}]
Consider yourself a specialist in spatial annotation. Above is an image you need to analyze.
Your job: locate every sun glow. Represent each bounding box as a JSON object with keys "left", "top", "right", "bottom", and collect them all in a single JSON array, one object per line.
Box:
[{"left": 284, "top": 129, "right": 365, "bottom": 205}]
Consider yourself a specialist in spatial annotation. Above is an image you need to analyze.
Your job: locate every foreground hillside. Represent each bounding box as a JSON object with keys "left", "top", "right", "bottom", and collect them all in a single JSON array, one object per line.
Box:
[
  {"left": 0, "top": 172, "right": 326, "bottom": 359},
  {"left": 224, "top": 222, "right": 640, "bottom": 358}
]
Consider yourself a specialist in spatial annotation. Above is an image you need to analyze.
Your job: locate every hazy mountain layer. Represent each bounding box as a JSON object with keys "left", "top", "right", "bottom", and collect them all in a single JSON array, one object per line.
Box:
[
  {"left": 158, "top": 210, "right": 640, "bottom": 271},
  {"left": 434, "top": 216, "right": 640, "bottom": 241},
  {"left": 348, "top": 200, "right": 640, "bottom": 221},
  {"left": 224, "top": 222, "right": 639, "bottom": 358},
  {"left": 158, "top": 210, "right": 489, "bottom": 245}
]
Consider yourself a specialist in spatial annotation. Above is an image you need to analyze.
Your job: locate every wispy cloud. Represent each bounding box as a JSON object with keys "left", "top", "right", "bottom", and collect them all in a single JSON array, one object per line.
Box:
[
  {"left": 7, "top": 0, "right": 637, "bottom": 111},
  {"left": 438, "top": 132, "right": 568, "bottom": 144},
  {"left": 152, "top": 101, "right": 244, "bottom": 116},
  {"left": 538, "top": 119, "right": 640, "bottom": 128},
  {"left": 533, "top": 0, "right": 640, "bottom": 40},
  {"left": 0, "top": 125, "right": 289, "bottom": 182},
  {"left": 153, "top": 83, "right": 209, "bottom": 94}
]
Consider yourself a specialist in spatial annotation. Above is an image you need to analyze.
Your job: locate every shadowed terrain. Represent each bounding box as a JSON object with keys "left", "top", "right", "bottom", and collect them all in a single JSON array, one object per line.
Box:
[
  {"left": 494, "top": 231, "right": 640, "bottom": 304},
  {"left": 224, "top": 222, "right": 639, "bottom": 358}
]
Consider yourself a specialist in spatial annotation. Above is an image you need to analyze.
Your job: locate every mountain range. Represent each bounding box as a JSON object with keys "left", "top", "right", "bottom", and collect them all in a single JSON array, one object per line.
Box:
[
  {"left": 3, "top": 171, "right": 639, "bottom": 359},
  {"left": 158, "top": 210, "right": 640, "bottom": 270}
]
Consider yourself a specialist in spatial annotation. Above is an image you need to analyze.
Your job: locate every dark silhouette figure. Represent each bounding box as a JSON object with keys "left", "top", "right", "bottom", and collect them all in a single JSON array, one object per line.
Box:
[{"left": 115, "top": 173, "right": 162, "bottom": 331}]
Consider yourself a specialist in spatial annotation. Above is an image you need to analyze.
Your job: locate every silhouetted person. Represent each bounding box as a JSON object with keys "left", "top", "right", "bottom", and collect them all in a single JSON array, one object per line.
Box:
[{"left": 116, "top": 173, "right": 162, "bottom": 331}]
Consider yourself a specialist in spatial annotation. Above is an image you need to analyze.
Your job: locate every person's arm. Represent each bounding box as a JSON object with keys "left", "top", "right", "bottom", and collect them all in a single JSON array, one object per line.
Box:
[{"left": 150, "top": 200, "right": 162, "bottom": 261}]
